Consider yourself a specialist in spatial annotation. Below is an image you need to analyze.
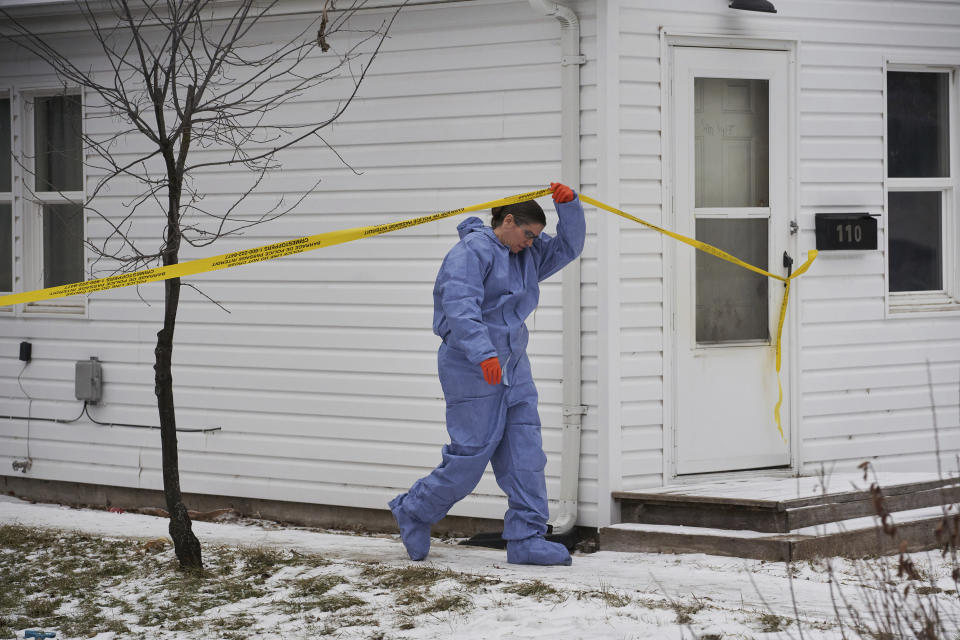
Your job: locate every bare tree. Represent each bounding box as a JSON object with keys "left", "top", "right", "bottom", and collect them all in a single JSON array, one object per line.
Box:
[{"left": 0, "top": 0, "right": 401, "bottom": 569}]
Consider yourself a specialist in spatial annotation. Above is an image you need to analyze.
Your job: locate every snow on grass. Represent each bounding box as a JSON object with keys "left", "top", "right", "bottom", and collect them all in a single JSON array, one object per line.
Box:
[{"left": 1, "top": 494, "right": 959, "bottom": 639}]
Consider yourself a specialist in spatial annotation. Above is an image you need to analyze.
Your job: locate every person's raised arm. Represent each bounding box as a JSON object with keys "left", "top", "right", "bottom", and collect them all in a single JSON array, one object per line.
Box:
[{"left": 534, "top": 182, "right": 586, "bottom": 281}]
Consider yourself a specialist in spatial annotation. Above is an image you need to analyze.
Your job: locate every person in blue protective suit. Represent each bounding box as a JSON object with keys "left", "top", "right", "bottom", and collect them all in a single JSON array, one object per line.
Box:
[{"left": 389, "top": 182, "right": 585, "bottom": 566}]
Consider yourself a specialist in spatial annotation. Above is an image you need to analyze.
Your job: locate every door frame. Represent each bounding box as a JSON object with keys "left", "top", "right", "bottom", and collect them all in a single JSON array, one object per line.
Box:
[{"left": 660, "top": 31, "right": 800, "bottom": 482}]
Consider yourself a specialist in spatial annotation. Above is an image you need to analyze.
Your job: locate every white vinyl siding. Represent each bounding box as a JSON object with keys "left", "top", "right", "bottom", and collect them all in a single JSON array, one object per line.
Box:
[
  {"left": 797, "top": 7, "right": 960, "bottom": 473},
  {"left": 0, "top": 0, "right": 601, "bottom": 526},
  {"left": 613, "top": 0, "right": 960, "bottom": 489},
  {"left": 6, "top": 0, "right": 960, "bottom": 532},
  {"left": 616, "top": 18, "right": 664, "bottom": 492}
]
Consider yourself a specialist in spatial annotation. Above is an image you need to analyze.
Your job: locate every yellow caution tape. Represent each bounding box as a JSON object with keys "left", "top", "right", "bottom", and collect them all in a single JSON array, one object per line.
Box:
[
  {"left": 0, "top": 187, "right": 815, "bottom": 438},
  {"left": 0, "top": 188, "right": 552, "bottom": 307},
  {"left": 579, "top": 194, "right": 817, "bottom": 440}
]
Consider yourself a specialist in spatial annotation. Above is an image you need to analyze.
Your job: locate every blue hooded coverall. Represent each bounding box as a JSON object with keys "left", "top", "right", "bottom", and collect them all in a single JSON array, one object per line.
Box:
[{"left": 390, "top": 195, "right": 586, "bottom": 562}]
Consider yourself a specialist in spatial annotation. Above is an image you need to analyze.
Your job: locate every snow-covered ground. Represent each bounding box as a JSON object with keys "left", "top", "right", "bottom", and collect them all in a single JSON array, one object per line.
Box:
[{"left": 1, "top": 494, "right": 958, "bottom": 639}]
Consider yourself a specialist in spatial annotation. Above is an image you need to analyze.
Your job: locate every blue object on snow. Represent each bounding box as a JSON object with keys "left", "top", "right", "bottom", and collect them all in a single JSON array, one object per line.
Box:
[
  {"left": 507, "top": 535, "right": 573, "bottom": 566},
  {"left": 24, "top": 631, "right": 57, "bottom": 639},
  {"left": 388, "top": 493, "right": 431, "bottom": 561},
  {"left": 392, "top": 196, "right": 585, "bottom": 554}
]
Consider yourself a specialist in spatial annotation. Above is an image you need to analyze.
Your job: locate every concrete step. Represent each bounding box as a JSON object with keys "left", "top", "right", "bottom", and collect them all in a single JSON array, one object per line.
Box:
[{"left": 599, "top": 505, "right": 954, "bottom": 561}]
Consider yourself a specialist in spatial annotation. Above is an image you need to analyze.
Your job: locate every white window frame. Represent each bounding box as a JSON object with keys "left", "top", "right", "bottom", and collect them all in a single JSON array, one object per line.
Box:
[
  {"left": 884, "top": 64, "right": 960, "bottom": 315},
  {"left": 8, "top": 87, "right": 88, "bottom": 316}
]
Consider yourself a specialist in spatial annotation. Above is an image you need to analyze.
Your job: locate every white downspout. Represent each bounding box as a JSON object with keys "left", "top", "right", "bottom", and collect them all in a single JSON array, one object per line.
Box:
[{"left": 529, "top": 0, "right": 585, "bottom": 536}]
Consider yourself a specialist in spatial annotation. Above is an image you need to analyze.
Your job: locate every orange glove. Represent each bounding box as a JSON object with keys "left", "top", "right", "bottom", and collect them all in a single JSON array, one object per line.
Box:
[
  {"left": 480, "top": 357, "right": 502, "bottom": 385},
  {"left": 550, "top": 182, "right": 575, "bottom": 204}
]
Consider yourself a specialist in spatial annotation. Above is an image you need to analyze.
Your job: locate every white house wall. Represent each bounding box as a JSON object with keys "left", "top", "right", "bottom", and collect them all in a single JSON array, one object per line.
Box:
[
  {"left": 613, "top": 0, "right": 960, "bottom": 496},
  {"left": 0, "top": 0, "right": 603, "bottom": 526}
]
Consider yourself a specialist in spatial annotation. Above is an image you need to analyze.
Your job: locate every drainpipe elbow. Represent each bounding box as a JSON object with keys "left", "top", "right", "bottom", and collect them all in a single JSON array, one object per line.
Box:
[
  {"left": 550, "top": 508, "right": 577, "bottom": 536},
  {"left": 528, "top": 0, "right": 579, "bottom": 30}
]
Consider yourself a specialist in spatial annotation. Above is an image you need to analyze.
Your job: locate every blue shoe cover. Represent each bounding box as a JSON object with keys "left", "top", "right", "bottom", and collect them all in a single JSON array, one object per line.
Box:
[
  {"left": 506, "top": 536, "right": 572, "bottom": 566},
  {"left": 389, "top": 494, "right": 431, "bottom": 561}
]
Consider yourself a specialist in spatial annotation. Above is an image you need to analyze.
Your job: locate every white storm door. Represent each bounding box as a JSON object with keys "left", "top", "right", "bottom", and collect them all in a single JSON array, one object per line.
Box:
[{"left": 673, "top": 47, "right": 792, "bottom": 475}]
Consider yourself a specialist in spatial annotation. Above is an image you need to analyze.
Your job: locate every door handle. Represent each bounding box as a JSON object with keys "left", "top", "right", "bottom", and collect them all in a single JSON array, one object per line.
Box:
[{"left": 783, "top": 251, "right": 794, "bottom": 284}]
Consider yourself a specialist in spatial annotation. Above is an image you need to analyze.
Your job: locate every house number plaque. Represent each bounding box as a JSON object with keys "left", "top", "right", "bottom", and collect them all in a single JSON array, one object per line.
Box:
[{"left": 814, "top": 213, "right": 878, "bottom": 250}]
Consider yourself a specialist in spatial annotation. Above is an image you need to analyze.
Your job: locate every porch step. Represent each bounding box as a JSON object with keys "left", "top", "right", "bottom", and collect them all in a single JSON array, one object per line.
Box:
[
  {"left": 599, "top": 506, "right": 950, "bottom": 562},
  {"left": 602, "top": 474, "right": 960, "bottom": 560}
]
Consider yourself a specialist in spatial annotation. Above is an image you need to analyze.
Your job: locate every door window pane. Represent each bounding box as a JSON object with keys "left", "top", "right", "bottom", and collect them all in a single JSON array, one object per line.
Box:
[
  {"left": 888, "top": 72, "right": 950, "bottom": 178},
  {"left": 35, "top": 95, "right": 82, "bottom": 192},
  {"left": 0, "top": 203, "right": 11, "bottom": 291},
  {"left": 43, "top": 203, "right": 84, "bottom": 288},
  {"left": 695, "top": 78, "right": 769, "bottom": 208},
  {"left": 888, "top": 191, "right": 942, "bottom": 292},
  {"left": 696, "top": 218, "right": 769, "bottom": 343},
  {"left": 1, "top": 98, "right": 10, "bottom": 192}
]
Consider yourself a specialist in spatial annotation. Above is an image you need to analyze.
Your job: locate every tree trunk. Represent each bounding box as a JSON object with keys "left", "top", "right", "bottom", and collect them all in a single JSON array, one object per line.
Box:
[
  {"left": 155, "top": 265, "right": 202, "bottom": 570},
  {"left": 153, "top": 155, "right": 203, "bottom": 570}
]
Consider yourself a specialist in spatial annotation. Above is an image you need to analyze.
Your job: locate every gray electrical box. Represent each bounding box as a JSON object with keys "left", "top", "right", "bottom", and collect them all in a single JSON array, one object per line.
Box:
[{"left": 75, "top": 357, "right": 103, "bottom": 404}]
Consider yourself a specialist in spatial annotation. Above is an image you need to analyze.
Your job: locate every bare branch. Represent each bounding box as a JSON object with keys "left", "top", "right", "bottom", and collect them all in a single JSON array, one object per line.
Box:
[
  {"left": 182, "top": 282, "right": 230, "bottom": 313},
  {"left": 2, "top": 0, "right": 402, "bottom": 283}
]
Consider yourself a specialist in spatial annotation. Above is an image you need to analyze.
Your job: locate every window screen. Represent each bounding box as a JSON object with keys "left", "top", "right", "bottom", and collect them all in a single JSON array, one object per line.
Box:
[
  {"left": 42, "top": 203, "right": 84, "bottom": 288},
  {"left": 0, "top": 203, "right": 11, "bottom": 292},
  {"left": 0, "top": 98, "right": 10, "bottom": 192},
  {"left": 35, "top": 95, "right": 83, "bottom": 192},
  {"left": 888, "top": 191, "right": 942, "bottom": 292},
  {"left": 887, "top": 71, "right": 951, "bottom": 294}
]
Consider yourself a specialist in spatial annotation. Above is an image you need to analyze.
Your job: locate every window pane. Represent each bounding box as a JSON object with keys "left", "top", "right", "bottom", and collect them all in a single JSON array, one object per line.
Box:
[
  {"left": 888, "top": 72, "right": 950, "bottom": 178},
  {"left": 696, "top": 218, "right": 769, "bottom": 343},
  {"left": 889, "top": 191, "right": 942, "bottom": 292},
  {"left": 0, "top": 202, "right": 11, "bottom": 291},
  {"left": 0, "top": 98, "right": 10, "bottom": 192},
  {"left": 35, "top": 95, "right": 82, "bottom": 192},
  {"left": 43, "top": 203, "right": 84, "bottom": 288},
  {"left": 695, "top": 78, "right": 769, "bottom": 208}
]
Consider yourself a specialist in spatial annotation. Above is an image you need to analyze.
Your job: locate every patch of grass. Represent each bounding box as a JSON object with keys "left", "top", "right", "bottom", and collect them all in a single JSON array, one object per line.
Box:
[
  {"left": 915, "top": 585, "right": 943, "bottom": 595},
  {"left": 292, "top": 550, "right": 331, "bottom": 569},
  {"left": 504, "top": 579, "right": 560, "bottom": 600},
  {"left": 0, "top": 590, "right": 20, "bottom": 616},
  {"left": 239, "top": 546, "right": 296, "bottom": 579},
  {"left": 168, "top": 616, "right": 207, "bottom": 632},
  {"left": 314, "top": 594, "right": 366, "bottom": 612},
  {"left": 2, "top": 620, "right": 29, "bottom": 640},
  {"left": 396, "top": 588, "right": 428, "bottom": 606},
  {"left": 362, "top": 563, "right": 455, "bottom": 589},
  {"left": 98, "top": 559, "right": 135, "bottom": 578},
  {"left": 456, "top": 573, "right": 501, "bottom": 589},
  {"left": 59, "top": 600, "right": 104, "bottom": 638},
  {"left": 670, "top": 596, "right": 706, "bottom": 625},
  {"left": 219, "top": 576, "right": 269, "bottom": 602},
  {"left": 210, "top": 546, "right": 238, "bottom": 575},
  {"left": 758, "top": 612, "right": 787, "bottom": 633},
  {"left": 60, "top": 610, "right": 130, "bottom": 639},
  {"left": 0, "top": 617, "right": 15, "bottom": 639},
  {"left": 334, "top": 614, "right": 378, "bottom": 628},
  {"left": 0, "top": 524, "right": 57, "bottom": 549},
  {"left": 594, "top": 588, "right": 631, "bottom": 607},
  {"left": 419, "top": 593, "right": 471, "bottom": 614},
  {"left": 212, "top": 613, "right": 256, "bottom": 631},
  {"left": 293, "top": 574, "right": 348, "bottom": 598},
  {"left": 23, "top": 596, "right": 59, "bottom": 617}
]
